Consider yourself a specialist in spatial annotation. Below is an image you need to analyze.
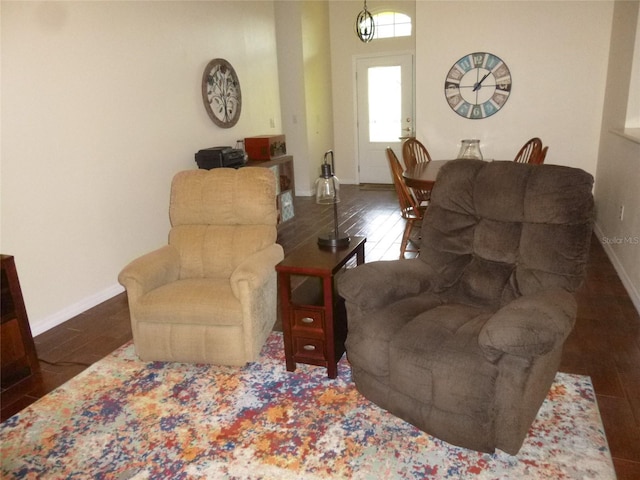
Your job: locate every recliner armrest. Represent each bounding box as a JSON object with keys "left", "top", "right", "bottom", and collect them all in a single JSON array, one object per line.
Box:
[
  {"left": 230, "top": 243, "right": 284, "bottom": 298},
  {"left": 478, "top": 288, "right": 577, "bottom": 360},
  {"left": 338, "top": 259, "right": 436, "bottom": 311},
  {"left": 118, "top": 245, "right": 181, "bottom": 300}
]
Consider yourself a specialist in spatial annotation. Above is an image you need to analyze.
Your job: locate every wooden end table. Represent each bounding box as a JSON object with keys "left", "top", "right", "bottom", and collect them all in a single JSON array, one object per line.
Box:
[{"left": 276, "top": 236, "right": 366, "bottom": 378}]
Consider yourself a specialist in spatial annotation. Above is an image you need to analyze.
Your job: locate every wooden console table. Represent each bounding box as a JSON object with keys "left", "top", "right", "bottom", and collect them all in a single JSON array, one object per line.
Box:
[{"left": 276, "top": 236, "right": 366, "bottom": 378}]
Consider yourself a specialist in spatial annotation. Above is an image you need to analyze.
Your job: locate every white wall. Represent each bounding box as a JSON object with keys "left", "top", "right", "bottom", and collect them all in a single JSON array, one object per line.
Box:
[
  {"left": 595, "top": 0, "right": 640, "bottom": 311},
  {"left": 627, "top": 11, "right": 640, "bottom": 128},
  {"left": 329, "top": 0, "right": 416, "bottom": 184},
  {"left": 276, "top": 1, "right": 334, "bottom": 196},
  {"left": 330, "top": 1, "right": 611, "bottom": 181},
  {"left": 414, "top": 1, "right": 612, "bottom": 174},
  {"left": 275, "top": 2, "right": 312, "bottom": 194},
  {"left": 1, "top": 1, "right": 282, "bottom": 335},
  {"left": 301, "top": 1, "right": 335, "bottom": 194}
]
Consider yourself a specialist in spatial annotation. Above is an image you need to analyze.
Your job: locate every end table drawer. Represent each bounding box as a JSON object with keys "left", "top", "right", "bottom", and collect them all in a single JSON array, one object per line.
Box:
[
  {"left": 292, "top": 309, "right": 324, "bottom": 332},
  {"left": 293, "top": 336, "right": 325, "bottom": 361}
]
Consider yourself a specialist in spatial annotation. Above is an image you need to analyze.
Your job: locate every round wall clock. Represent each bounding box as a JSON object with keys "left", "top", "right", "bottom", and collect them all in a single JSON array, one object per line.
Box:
[
  {"left": 444, "top": 52, "right": 512, "bottom": 119},
  {"left": 202, "top": 58, "right": 242, "bottom": 128}
]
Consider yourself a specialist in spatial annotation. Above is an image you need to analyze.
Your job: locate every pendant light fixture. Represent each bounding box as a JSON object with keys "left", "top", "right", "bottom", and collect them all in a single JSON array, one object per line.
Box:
[{"left": 355, "top": 0, "right": 375, "bottom": 43}]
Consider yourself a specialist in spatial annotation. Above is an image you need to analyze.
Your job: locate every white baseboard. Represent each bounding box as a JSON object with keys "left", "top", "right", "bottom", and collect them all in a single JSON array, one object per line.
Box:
[
  {"left": 295, "top": 188, "right": 314, "bottom": 197},
  {"left": 31, "top": 283, "right": 125, "bottom": 337},
  {"left": 593, "top": 223, "right": 640, "bottom": 315}
]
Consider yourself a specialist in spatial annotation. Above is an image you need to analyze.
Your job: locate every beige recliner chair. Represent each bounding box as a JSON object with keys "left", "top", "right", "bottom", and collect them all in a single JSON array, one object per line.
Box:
[{"left": 118, "top": 167, "right": 284, "bottom": 366}]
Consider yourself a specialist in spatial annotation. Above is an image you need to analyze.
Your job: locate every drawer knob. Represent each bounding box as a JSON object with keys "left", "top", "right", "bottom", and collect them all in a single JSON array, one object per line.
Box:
[
  {"left": 303, "top": 344, "right": 316, "bottom": 351},
  {"left": 302, "top": 317, "right": 314, "bottom": 324}
]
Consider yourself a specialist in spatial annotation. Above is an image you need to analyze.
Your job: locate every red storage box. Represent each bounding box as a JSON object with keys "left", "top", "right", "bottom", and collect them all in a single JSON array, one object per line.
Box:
[{"left": 244, "top": 135, "right": 286, "bottom": 161}]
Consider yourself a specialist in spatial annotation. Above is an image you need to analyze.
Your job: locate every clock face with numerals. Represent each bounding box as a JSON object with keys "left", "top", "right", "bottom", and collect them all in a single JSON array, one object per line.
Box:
[{"left": 444, "top": 52, "right": 512, "bottom": 119}]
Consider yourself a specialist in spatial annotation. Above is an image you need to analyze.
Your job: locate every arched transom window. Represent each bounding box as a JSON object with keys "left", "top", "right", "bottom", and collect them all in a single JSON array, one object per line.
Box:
[{"left": 372, "top": 11, "right": 412, "bottom": 39}]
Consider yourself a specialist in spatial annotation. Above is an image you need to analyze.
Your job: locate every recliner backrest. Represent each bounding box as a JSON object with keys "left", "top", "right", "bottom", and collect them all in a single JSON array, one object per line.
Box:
[
  {"left": 168, "top": 168, "right": 278, "bottom": 279},
  {"left": 420, "top": 160, "right": 594, "bottom": 307}
]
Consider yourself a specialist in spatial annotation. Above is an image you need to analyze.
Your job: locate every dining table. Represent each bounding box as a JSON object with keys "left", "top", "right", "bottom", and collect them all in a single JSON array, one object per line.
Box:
[
  {"left": 402, "top": 159, "right": 499, "bottom": 190},
  {"left": 402, "top": 159, "right": 450, "bottom": 191}
]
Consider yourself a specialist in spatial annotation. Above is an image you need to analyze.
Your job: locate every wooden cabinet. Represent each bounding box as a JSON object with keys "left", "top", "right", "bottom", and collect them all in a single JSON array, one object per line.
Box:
[
  {"left": 276, "top": 237, "right": 366, "bottom": 378},
  {"left": 247, "top": 155, "right": 295, "bottom": 223},
  {"left": 1, "top": 255, "right": 40, "bottom": 397}
]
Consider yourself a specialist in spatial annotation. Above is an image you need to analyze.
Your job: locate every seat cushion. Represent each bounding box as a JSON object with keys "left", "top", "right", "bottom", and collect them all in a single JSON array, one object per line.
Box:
[
  {"left": 345, "top": 293, "right": 442, "bottom": 377},
  {"left": 388, "top": 303, "right": 497, "bottom": 444},
  {"left": 389, "top": 303, "right": 496, "bottom": 406},
  {"left": 135, "top": 278, "right": 242, "bottom": 326}
]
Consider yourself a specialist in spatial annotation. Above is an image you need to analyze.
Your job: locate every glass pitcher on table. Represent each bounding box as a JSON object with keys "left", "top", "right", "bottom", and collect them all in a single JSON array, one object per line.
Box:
[{"left": 457, "top": 139, "right": 483, "bottom": 160}]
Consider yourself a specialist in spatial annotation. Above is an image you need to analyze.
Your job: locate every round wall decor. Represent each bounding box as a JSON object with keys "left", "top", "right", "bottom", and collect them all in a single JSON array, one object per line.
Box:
[
  {"left": 202, "top": 58, "right": 242, "bottom": 128},
  {"left": 444, "top": 52, "right": 512, "bottom": 119}
]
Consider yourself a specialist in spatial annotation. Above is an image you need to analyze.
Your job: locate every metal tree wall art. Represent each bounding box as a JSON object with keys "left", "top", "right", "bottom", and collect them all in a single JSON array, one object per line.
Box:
[{"left": 201, "top": 58, "right": 242, "bottom": 128}]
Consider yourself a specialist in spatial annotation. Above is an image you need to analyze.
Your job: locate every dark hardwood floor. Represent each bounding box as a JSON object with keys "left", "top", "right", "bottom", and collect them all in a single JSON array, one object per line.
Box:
[{"left": 2, "top": 185, "right": 639, "bottom": 479}]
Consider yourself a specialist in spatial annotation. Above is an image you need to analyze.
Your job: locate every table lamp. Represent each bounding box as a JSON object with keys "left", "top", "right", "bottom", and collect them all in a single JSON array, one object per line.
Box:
[{"left": 316, "top": 150, "right": 350, "bottom": 248}]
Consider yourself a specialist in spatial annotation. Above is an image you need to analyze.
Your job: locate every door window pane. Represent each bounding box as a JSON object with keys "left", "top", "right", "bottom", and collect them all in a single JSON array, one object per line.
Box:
[{"left": 368, "top": 66, "right": 401, "bottom": 142}]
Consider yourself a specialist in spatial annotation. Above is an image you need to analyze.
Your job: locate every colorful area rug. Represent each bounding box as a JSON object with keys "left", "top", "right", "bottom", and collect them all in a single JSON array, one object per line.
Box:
[{"left": 1, "top": 333, "right": 615, "bottom": 479}]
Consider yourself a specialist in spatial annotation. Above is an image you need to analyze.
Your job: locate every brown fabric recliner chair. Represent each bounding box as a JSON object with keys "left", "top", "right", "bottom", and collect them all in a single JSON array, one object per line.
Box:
[
  {"left": 338, "top": 159, "right": 594, "bottom": 454},
  {"left": 118, "top": 167, "right": 284, "bottom": 366}
]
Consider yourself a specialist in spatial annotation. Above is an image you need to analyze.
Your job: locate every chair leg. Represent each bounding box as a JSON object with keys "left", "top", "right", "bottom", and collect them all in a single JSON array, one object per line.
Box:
[{"left": 400, "top": 218, "right": 415, "bottom": 259}]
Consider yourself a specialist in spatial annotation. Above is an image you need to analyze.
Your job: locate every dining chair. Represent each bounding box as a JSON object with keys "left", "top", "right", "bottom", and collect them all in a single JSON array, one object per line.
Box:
[
  {"left": 402, "top": 138, "right": 433, "bottom": 203},
  {"left": 386, "top": 147, "right": 426, "bottom": 259},
  {"left": 534, "top": 146, "right": 549, "bottom": 165},
  {"left": 513, "top": 137, "right": 543, "bottom": 164}
]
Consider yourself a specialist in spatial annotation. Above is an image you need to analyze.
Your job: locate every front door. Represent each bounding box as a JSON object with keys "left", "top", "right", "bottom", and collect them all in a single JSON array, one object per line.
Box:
[{"left": 356, "top": 54, "right": 414, "bottom": 184}]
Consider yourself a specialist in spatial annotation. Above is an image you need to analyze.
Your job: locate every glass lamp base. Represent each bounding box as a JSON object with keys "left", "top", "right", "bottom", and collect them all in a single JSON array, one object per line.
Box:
[{"left": 317, "top": 232, "right": 351, "bottom": 248}]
